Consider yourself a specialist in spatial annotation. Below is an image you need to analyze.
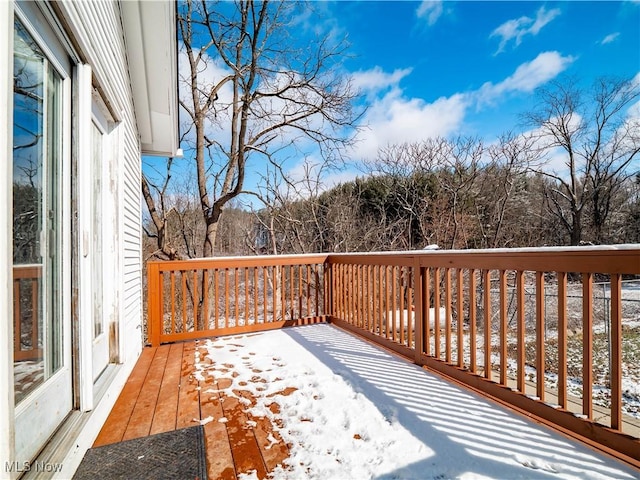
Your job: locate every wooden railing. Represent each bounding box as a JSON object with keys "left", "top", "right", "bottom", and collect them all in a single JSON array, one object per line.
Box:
[
  {"left": 147, "top": 254, "right": 328, "bottom": 346},
  {"left": 13, "top": 264, "right": 42, "bottom": 362},
  {"left": 147, "top": 247, "right": 640, "bottom": 466}
]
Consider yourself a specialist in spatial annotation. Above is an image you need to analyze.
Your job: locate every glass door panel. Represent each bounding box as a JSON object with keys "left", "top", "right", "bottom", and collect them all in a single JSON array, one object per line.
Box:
[
  {"left": 91, "top": 121, "right": 108, "bottom": 381},
  {"left": 13, "top": 15, "right": 71, "bottom": 463}
]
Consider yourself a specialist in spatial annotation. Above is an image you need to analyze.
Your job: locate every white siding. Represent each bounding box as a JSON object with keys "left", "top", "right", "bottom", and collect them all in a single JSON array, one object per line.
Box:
[{"left": 57, "top": 0, "right": 144, "bottom": 360}]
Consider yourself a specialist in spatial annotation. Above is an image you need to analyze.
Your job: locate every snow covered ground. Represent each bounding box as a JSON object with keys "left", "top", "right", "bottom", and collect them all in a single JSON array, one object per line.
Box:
[{"left": 193, "top": 324, "right": 639, "bottom": 480}]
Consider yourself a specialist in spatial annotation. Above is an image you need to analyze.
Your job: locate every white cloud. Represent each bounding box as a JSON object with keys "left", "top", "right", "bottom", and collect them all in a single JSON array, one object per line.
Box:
[
  {"left": 351, "top": 67, "right": 413, "bottom": 97},
  {"left": 490, "top": 6, "right": 561, "bottom": 54},
  {"left": 350, "top": 52, "right": 575, "bottom": 160},
  {"left": 353, "top": 87, "right": 469, "bottom": 160},
  {"left": 416, "top": 1, "right": 443, "bottom": 26},
  {"left": 351, "top": 65, "right": 470, "bottom": 159},
  {"left": 477, "top": 51, "right": 575, "bottom": 105},
  {"left": 600, "top": 32, "right": 620, "bottom": 45}
]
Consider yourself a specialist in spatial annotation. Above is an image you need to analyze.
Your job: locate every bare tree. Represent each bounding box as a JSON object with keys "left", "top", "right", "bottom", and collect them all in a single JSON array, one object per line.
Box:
[
  {"left": 525, "top": 76, "right": 640, "bottom": 245},
  {"left": 473, "top": 132, "right": 539, "bottom": 248},
  {"left": 141, "top": 158, "right": 182, "bottom": 260},
  {"left": 162, "top": 0, "right": 360, "bottom": 259}
]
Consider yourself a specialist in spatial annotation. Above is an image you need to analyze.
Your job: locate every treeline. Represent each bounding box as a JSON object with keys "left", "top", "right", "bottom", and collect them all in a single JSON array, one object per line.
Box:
[
  {"left": 144, "top": 139, "right": 639, "bottom": 260},
  {"left": 253, "top": 138, "right": 640, "bottom": 255}
]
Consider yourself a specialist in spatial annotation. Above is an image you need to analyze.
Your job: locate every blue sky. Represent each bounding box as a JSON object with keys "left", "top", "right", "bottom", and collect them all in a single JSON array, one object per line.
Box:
[
  {"left": 328, "top": 0, "right": 640, "bottom": 164},
  {"left": 146, "top": 1, "right": 639, "bottom": 201}
]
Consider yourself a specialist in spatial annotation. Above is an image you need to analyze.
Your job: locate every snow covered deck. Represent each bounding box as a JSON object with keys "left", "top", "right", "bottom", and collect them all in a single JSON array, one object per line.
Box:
[{"left": 94, "top": 323, "right": 638, "bottom": 479}]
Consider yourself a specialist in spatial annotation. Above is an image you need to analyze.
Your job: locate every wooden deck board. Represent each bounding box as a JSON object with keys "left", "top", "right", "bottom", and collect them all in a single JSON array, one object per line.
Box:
[
  {"left": 93, "top": 347, "right": 156, "bottom": 447},
  {"left": 198, "top": 345, "right": 237, "bottom": 480},
  {"left": 176, "top": 342, "right": 201, "bottom": 429},
  {"left": 123, "top": 344, "right": 170, "bottom": 440},
  {"left": 217, "top": 379, "right": 268, "bottom": 478},
  {"left": 95, "top": 340, "right": 290, "bottom": 479},
  {"left": 149, "top": 342, "right": 183, "bottom": 435}
]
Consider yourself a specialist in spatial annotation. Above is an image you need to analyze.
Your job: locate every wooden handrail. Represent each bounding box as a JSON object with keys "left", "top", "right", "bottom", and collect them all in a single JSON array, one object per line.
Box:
[{"left": 147, "top": 247, "right": 640, "bottom": 466}]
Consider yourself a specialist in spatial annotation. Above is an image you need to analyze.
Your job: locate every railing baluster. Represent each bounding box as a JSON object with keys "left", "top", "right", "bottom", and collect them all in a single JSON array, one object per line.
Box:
[
  {"left": 245, "top": 267, "right": 249, "bottom": 326},
  {"left": 483, "top": 270, "right": 492, "bottom": 381},
  {"left": 13, "top": 278, "right": 21, "bottom": 354},
  {"left": 254, "top": 267, "right": 258, "bottom": 323},
  {"left": 181, "top": 271, "right": 187, "bottom": 333},
  {"left": 456, "top": 268, "right": 464, "bottom": 368},
  {"left": 469, "top": 269, "right": 477, "bottom": 373},
  {"left": 170, "top": 271, "right": 176, "bottom": 335},
  {"left": 407, "top": 267, "right": 413, "bottom": 347},
  {"left": 351, "top": 264, "right": 356, "bottom": 326},
  {"left": 445, "top": 268, "right": 452, "bottom": 363},
  {"left": 297, "top": 265, "right": 302, "bottom": 321},
  {"left": 382, "top": 265, "right": 387, "bottom": 338},
  {"left": 423, "top": 267, "right": 431, "bottom": 357},
  {"left": 280, "top": 265, "right": 286, "bottom": 322},
  {"left": 583, "top": 272, "right": 594, "bottom": 419},
  {"left": 341, "top": 264, "right": 346, "bottom": 322},
  {"left": 336, "top": 264, "right": 341, "bottom": 319},
  {"left": 343, "top": 263, "right": 347, "bottom": 320},
  {"left": 262, "top": 266, "right": 267, "bottom": 324},
  {"left": 272, "top": 266, "right": 276, "bottom": 323},
  {"left": 399, "top": 266, "right": 405, "bottom": 345},
  {"left": 203, "top": 270, "right": 209, "bottom": 330},
  {"left": 358, "top": 264, "right": 363, "bottom": 328},
  {"left": 516, "top": 270, "right": 525, "bottom": 393},
  {"left": 343, "top": 264, "right": 348, "bottom": 323},
  {"left": 319, "top": 263, "right": 323, "bottom": 317},
  {"left": 214, "top": 269, "right": 219, "bottom": 329},
  {"left": 392, "top": 266, "right": 398, "bottom": 342},
  {"left": 434, "top": 267, "right": 441, "bottom": 359},
  {"left": 193, "top": 270, "right": 198, "bottom": 332},
  {"left": 610, "top": 273, "right": 622, "bottom": 431},
  {"left": 306, "top": 265, "right": 318, "bottom": 317},
  {"left": 289, "top": 265, "right": 295, "bottom": 320},
  {"left": 536, "top": 271, "right": 545, "bottom": 401},
  {"left": 235, "top": 268, "right": 240, "bottom": 325},
  {"left": 368, "top": 264, "right": 372, "bottom": 330},
  {"left": 557, "top": 271, "right": 567, "bottom": 409},
  {"left": 225, "top": 268, "right": 230, "bottom": 327},
  {"left": 31, "top": 277, "right": 39, "bottom": 353},
  {"left": 378, "top": 265, "right": 384, "bottom": 337},
  {"left": 356, "top": 264, "right": 361, "bottom": 326},
  {"left": 499, "top": 270, "right": 507, "bottom": 386}
]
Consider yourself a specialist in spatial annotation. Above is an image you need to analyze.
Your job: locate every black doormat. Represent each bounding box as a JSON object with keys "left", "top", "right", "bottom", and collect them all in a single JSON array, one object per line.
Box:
[{"left": 73, "top": 426, "right": 207, "bottom": 480}]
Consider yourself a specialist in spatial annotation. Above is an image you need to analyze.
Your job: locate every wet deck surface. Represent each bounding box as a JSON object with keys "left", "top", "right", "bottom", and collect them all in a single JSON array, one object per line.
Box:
[{"left": 94, "top": 341, "right": 288, "bottom": 479}]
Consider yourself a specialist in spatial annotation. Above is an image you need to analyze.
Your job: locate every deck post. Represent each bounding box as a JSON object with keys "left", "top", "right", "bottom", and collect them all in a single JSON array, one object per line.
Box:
[{"left": 147, "top": 261, "right": 161, "bottom": 347}]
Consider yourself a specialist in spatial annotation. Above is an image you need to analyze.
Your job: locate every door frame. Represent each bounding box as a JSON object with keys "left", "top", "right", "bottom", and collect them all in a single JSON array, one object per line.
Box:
[{"left": 12, "top": 2, "right": 74, "bottom": 464}]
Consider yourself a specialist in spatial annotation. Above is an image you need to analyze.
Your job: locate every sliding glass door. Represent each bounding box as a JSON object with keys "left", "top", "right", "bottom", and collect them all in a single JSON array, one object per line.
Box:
[{"left": 13, "top": 14, "right": 72, "bottom": 463}]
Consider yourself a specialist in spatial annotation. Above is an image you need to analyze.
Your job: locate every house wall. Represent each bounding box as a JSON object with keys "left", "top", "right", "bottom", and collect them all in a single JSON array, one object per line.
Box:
[
  {"left": 55, "top": 0, "right": 144, "bottom": 368},
  {"left": 2, "top": 1, "right": 151, "bottom": 477}
]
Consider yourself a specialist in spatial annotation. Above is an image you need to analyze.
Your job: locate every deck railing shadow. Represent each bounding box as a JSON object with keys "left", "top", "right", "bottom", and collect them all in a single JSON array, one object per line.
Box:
[{"left": 285, "top": 324, "right": 636, "bottom": 479}]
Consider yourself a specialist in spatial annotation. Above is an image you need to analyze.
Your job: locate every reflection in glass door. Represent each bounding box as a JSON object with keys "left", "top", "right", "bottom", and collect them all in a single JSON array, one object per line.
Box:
[{"left": 12, "top": 16, "right": 71, "bottom": 463}]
